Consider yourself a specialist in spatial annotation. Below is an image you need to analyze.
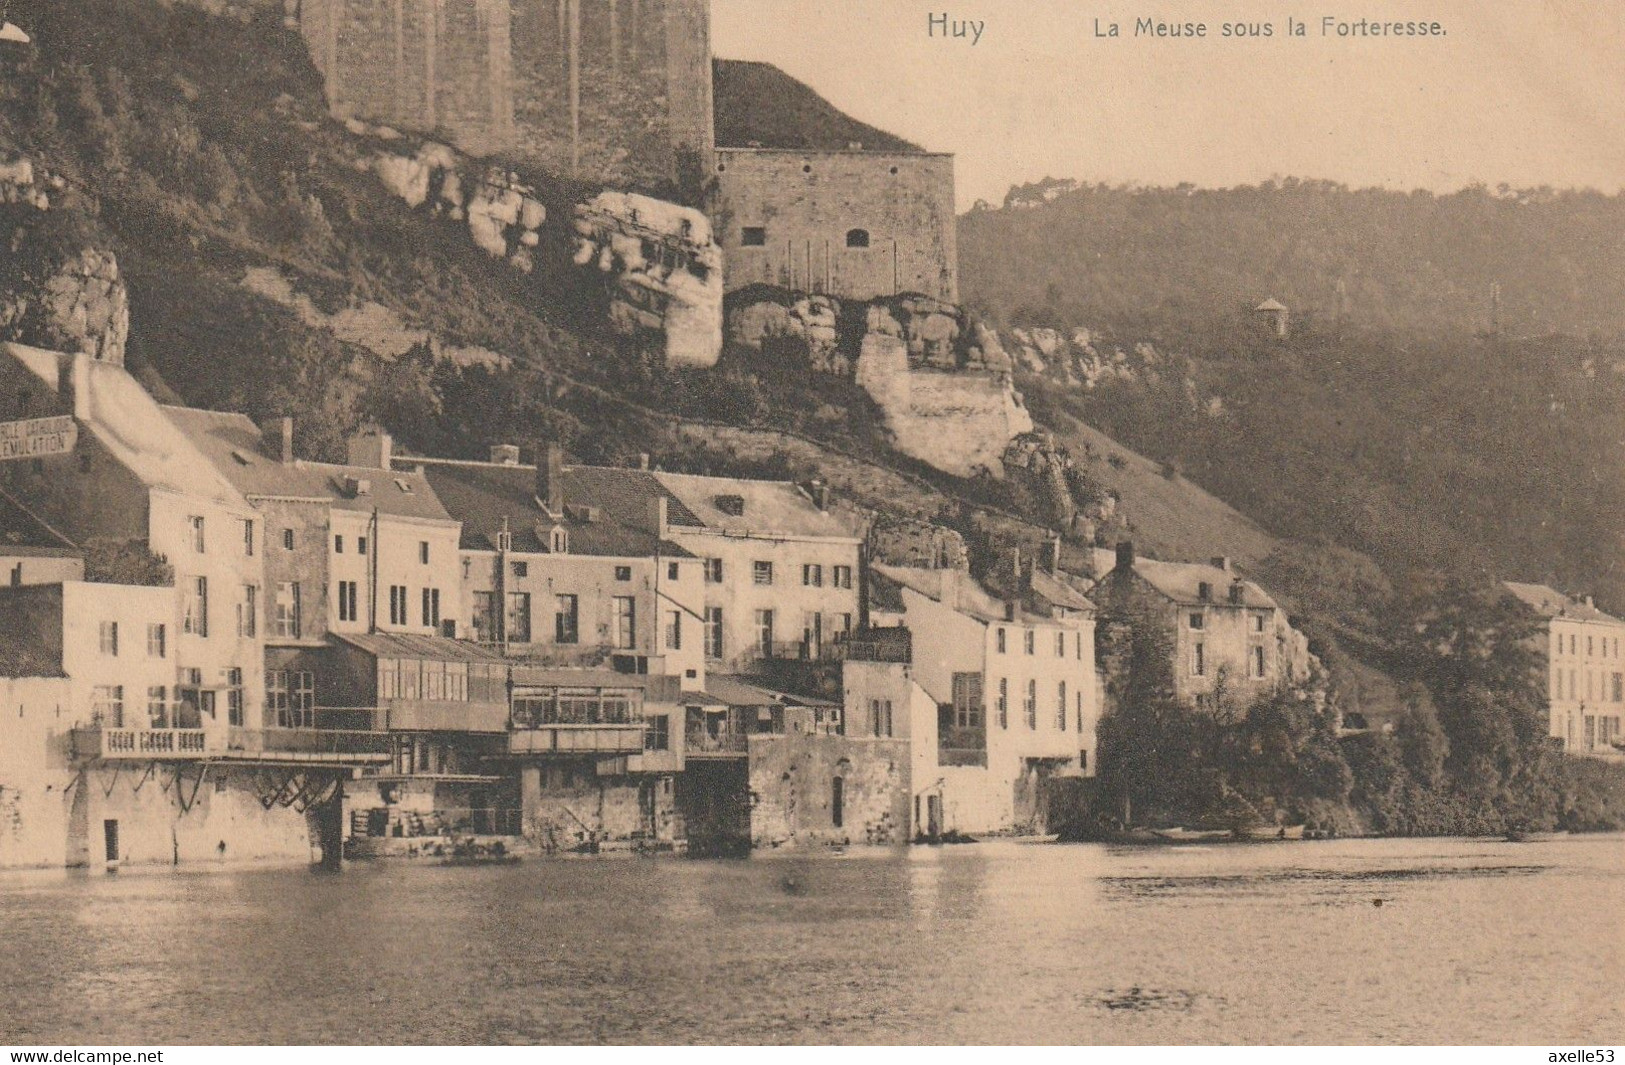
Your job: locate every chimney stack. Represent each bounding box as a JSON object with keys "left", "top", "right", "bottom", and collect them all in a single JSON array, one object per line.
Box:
[
  {"left": 1114, "top": 540, "right": 1135, "bottom": 572},
  {"left": 346, "top": 428, "right": 392, "bottom": 470},
  {"left": 1047, "top": 535, "right": 1062, "bottom": 576},
  {"left": 638, "top": 452, "right": 650, "bottom": 471},
  {"left": 490, "top": 444, "right": 521, "bottom": 466},
  {"left": 262, "top": 417, "right": 295, "bottom": 464},
  {"left": 536, "top": 443, "right": 565, "bottom": 516},
  {"left": 811, "top": 481, "right": 830, "bottom": 511},
  {"left": 1584, "top": 595, "right": 1596, "bottom": 609}
]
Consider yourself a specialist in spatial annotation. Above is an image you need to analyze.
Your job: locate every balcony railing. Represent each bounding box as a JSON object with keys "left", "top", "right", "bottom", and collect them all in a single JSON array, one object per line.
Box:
[
  {"left": 74, "top": 727, "right": 213, "bottom": 760},
  {"left": 226, "top": 727, "right": 392, "bottom": 758},
  {"left": 684, "top": 725, "right": 750, "bottom": 756},
  {"left": 507, "top": 724, "right": 647, "bottom": 756}
]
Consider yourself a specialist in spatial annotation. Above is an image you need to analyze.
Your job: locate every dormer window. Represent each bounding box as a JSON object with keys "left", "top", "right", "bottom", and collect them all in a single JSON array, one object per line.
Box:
[
  {"left": 395, "top": 478, "right": 414, "bottom": 494},
  {"left": 1197, "top": 581, "right": 1212, "bottom": 601},
  {"left": 550, "top": 528, "right": 568, "bottom": 554},
  {"left": 715, "top": 495, "right": 745, "bottom": 517}
]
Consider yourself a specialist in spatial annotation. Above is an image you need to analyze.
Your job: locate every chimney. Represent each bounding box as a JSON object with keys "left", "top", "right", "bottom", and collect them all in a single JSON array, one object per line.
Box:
[
  {"left": 1047, "top": 535, "right": 1062, "bottom": 576},
  {"left": 1211, "top": 556, "right": 1232, "bottom": 573},
  {"left": 536, "top": 443, "right": 565, "bottom": 516},
  {"left": 262, "top": 417, "right": 295, "bottom": 464},
  {"left": 347, "top": 428, "right": 392, "bottom": 470},
  {"left": 1584, "top": 595, "right": 1596, "bottom": 609},
  {"left": 490, "top": 443, "right": 521, "bottom": 466},
  {"left": 647, "top": 494, "right": 668, "bottom": 536},
  {"left": 811, "top": 481, "right": 830, "bottom": 511},
  {"left": 638, "top": 452, "right": 650, "bottom": 471},
  {"left": 1114, "top": 540, "right": 1135, "bottom": 572},
  {"left": 1010, "top": 546, "right": 1022, "bottom": 584}
]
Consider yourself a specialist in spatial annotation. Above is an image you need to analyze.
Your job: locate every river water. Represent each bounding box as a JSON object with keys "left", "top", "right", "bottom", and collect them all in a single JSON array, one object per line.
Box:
[{"left": 0, "top": 835, "right": 1620, "bottom": 1045}]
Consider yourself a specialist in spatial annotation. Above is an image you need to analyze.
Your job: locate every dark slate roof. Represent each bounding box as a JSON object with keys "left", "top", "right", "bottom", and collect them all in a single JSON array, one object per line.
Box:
[
  {"left": 867, "top": 566, "right": 907, "bottom": 613},
  {"left": 713, "top": 60, "right": 924, "bottom": 153},
  {"left": 416, "top": 461, "right": 695, "bottom": 558},
  {"left": 1029, "top": 568, "right": 1096, "bottom": 613},
  {"left": 1122, "top": 557, "right": 1278, "bottom": 609},
  {"left": 332, "top": 631, "right": 508, "bottom": 663},
  {"left": 164, "top": 407, "right": 453, "bottom": 523},
  {"left": 0, "top": 487, "right": 78, "bottom": 558}
]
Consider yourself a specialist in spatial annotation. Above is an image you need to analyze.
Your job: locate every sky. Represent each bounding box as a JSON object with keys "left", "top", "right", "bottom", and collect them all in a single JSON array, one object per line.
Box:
[{"left": 711, "top": 1, "right": 1625, "bottom": 209}]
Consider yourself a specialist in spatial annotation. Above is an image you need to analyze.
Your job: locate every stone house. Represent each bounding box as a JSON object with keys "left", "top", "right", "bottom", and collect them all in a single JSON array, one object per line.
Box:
[{"left": 1503, "top": 582, "right": 1625, "bottom": 756}]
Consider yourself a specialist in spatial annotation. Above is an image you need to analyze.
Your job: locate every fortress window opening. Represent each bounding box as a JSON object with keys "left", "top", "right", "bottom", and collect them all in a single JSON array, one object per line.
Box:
[
  {"left": 845, "top": 228, "right": 870, "bottom": 248},
  {"left": 740, "top": 226, "right": 766, "bottom": 247}
]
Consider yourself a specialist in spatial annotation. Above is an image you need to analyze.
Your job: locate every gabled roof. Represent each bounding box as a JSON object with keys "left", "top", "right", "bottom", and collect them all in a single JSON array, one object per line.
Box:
[
  {"left": 1118, "top": 557, "right": 1278, "bottom": 609},
  {"left": 164, "top": 407, "right": 452, "bottom": 523},
  {"left": 564, "top": 465, "right": 703, "bottom": 529},
  {"left": 0, "top": 486, "right": 78, "bottom": 558},
  {"left": 3, "top": 345, "right": 248, "bottom": 512},
  {"left": 652, "top": 470, "right": 858, "bottom": 540},
  {"left": 418, "top": 460, "right": 692, "bottom": 558},
  {"left": 1029, "top": 568, "right": 1096, "bottom": 613},
  {"left": 1503, "top": 582, "right": 1624, "bottom": 625},
  {"left": 874, "top": 563, "right": 1011, "bottom": 625},
  {"left": 332, "top": 631, "right": 507, "bottom": 663},
  {"left": 867, "top": 566, "right": 907, "bottom": 613}
]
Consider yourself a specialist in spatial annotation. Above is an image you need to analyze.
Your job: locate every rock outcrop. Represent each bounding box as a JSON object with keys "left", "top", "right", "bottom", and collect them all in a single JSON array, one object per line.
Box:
[{"left": 1002, "top": 432, "right": 1118, "bottom": 541}]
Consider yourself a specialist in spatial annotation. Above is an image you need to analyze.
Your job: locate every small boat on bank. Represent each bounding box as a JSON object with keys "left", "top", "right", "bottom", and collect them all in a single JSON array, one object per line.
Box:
[{"left": 1151, "top": 827, "right": 1233, "bottom": 843}]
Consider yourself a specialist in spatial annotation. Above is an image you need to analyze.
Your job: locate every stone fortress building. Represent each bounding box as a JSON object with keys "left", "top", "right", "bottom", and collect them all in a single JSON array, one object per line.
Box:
[{"left": 288, "top": 0, "right": 957, "bottom": 305}]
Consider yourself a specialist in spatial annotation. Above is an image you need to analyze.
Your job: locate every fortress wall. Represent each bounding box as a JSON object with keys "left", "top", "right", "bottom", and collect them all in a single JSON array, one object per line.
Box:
[{"left": 710, "top": 149, "right": 957, "bottom": 303}]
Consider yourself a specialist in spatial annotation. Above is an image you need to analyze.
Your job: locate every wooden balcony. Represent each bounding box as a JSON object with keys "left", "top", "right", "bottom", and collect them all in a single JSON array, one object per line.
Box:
[{"left": 507, "top": 724, "right": 647, "bottom": 756}]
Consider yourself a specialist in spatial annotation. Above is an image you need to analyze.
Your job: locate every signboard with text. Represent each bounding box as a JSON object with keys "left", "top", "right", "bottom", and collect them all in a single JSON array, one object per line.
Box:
[{"left": 0, "top": 415, "right": 78, "bottom": 461}]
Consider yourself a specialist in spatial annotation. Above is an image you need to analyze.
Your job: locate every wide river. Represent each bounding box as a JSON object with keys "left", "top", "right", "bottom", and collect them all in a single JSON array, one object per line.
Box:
[{"left": 0, "top": 835, "right": 1620, "bottom": 1044}]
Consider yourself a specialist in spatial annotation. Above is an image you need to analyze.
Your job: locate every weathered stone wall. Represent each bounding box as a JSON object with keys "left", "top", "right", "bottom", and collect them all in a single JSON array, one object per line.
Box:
[
  {"left": 710, "top": 149, "right": 957, "bottom": 303},
  {"left": 299, "top": 0, "right": 712, "bottom": 186},
  {"left": 747, "top": 733, "right": 908, "bottom": 848},
  {"left": 855, "top": 334, "right": 1033, "bottom": 478},
  {"left": 518, "top": 762, "right": 675, "bottom": 848}
]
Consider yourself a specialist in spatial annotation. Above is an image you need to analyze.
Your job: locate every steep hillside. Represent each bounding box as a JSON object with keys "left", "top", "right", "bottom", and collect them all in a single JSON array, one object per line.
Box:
[{"left": 962, "top": 179, "right": 1625, "bottom": 339}]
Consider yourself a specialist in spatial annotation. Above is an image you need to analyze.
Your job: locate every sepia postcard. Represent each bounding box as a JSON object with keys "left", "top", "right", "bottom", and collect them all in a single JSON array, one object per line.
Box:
[{"left": 0, "top": 0, "right": 1621, "bottom": 1050}]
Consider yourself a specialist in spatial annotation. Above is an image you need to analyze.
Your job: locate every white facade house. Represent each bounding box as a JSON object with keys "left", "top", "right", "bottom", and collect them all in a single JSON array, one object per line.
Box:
[{"left": 1505, "top": 582, "right": 1625, "bottom": 756}]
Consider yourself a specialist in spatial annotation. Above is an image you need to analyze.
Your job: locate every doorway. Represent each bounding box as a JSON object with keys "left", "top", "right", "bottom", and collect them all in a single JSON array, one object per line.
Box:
[{"left": 102, "top": 819, "right": 119, "bottom": 864}]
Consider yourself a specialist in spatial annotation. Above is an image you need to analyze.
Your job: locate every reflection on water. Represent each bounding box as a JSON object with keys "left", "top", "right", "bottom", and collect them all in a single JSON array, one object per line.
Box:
[{"left": 0, "top": 836, "right": 1621, "bottom": 1044}]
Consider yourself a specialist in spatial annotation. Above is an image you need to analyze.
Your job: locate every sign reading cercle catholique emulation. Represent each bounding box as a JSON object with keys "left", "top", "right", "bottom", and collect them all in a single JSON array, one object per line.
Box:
[{"left": 0, "top": 415, "right": 78, "bottom": 460}]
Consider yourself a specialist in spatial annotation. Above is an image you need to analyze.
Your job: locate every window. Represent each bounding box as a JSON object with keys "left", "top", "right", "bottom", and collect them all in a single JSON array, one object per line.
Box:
[
  {"left": 951, "top": 672, "right": 983, "bottom": 729},
  {"left": 1253, "top": 614, "right": 1266, "bottom": 633},
  {"left": 357, "top": 536, "right": 367, "bottom": 556},
  {"left": 91, "top": 685, "right": 124, "bottom": 727},
  {"left": 802, "top": 611, "right": 822, "bottom": 657},
  {"left": 334, "top": 535, "right": 344, "bottom": 554},
  {"left": 507, "top": 592, "right": 532, "bottom": 643},
  {"left": 226, "top": 668, "right": 244, "bottom": 727},
  {"left": 282, "top": 528, "right": 294, "bottom": 551},
  {"left": 1077, "top": 632, "right": 1084, "bottom": 661},
  {"left": 190, "top": 515, "right": 206, "bottom": 553},
  {"left": 845, "top": 228, "right": 870, "bottom": 248},
  {"left": 753, "top": 561, "right": 774, "bottom": 586},
  {"left": 1192, "top": 642, "right": 1206, "bottom": 677},
  {"left": 267, "top": 670, "right": 315, "bottom": 728},
  {"left": 472, "top": 592, "right": 496, "bottom": 643},
  {"left": 146, "top": 623, "right": 166, "bottom": 659},
  {"left": 871, "top": 699, "right": 894, "bottom": 738},
  {"left": 755, "top": 608, "right": 775, "bottom": 655},
  {"left": 831, "top": 777, "right": 844, "bottom": 829},
  {"left": 511, "top": 560, "right": 528, "bottom": 579},
  {"left": 183, "top": 576, "right": 208, "bottom": 637},
  {"left": 740, "top": 225, "right": 766, "bottom": 246},
  {"left": 1252, "top": 645, "right": 1267, "bottom": 679},
  {"left": 337, "top": 580, "right": 358, "bottom": 623},
  {"left": 1025, "top": 680, "right": 1038, "bottom": 730},
  {"left": 555, "top": 594, "right": 579, "bottom": 644},
  {"left": 388, "top": 585, "right": 408, "bottom": 627},
  {"left": 274, "top": 582, "right": 302, "bottom": 639},
  {"left": 834, "top": 613, "right": 853, "bottom": 639},
  {"left": 1077, "top": 690, "right": 1085, "bottom": 734},
  {"left": 99, "top": 621, "right": 118, "bottom": 656},
  {"left": 147, "top": 686, "right": 168, "bottom": 729},
  {"left": 1024, "top": 630, "right": 1035, "bottom": 655},
  {"left": 833, "top": 565, "right": 853, "bottom": 589},
  {"left": 1056, "top": 631, "right": 1066, "bottom": 657},
  {"left": 1057, "top": 681, "right": 1068, "bottom": 730},
  {"left": 1614, "top": 673, "right": 1623, "bottom": 703},
  {"left": 419, "top": 541, "right": 430, "bottom": 565},
  {"left": 705, "top": 607, "right": 723, "bottom": 660},
  {"left": 803, "top": 564, "right": 823, "bottom": 587},
  {"left": 239, "top": 585, "right": 257, "bottom": 638},
  {"left": 550, "top": 528, "right": 568, "bottom": 554},
  {"left": 1189, "top": 612, "right": 1205, "bottom": 630},
  {"left": 705, "top": 558, "right": 723, "bottom": 583},
  {"left": 644, "top": 715, "right": 670, "bottom": 751},
  {"left": 421, "top": 587, "right": 440, "bottom": 628},
  {"left": 243, "top": 519, "right": 255, "bottom": 556},
  {"left": 666, "top": 610, "right": 682, "bottom": 651},
  {"left": 615, "top": 565, "right": 632, "bottom": 582},
  {"left": 997, "top": 677, "right": 1009, "bottom": 729},
  {"left": 996, "top": 628, "right": 1007, "bottom": 654},
  {"left": 614, "top": 596, "right": 637, "bottom": 650},
  {"left": 667, "top": 562, "right": 680, "bottom": 581}
]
